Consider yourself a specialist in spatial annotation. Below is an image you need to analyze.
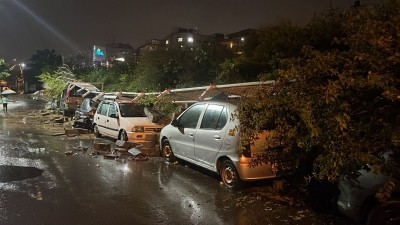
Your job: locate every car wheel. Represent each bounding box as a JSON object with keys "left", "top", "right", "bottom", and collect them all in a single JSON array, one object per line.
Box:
[
  {"left": 93, "top": 124, "right": 101, "bottom": 137},
  {"left": 367, "top": 200, "right": 400, "bottom": 225},
  {"left": 161, "top": 140, "right": 176, "bottom": 162},
  {"left": 220, "top": 160, "right": 242, "bottom": 189},
  {"left": 119, "top": 130, "right": 128, "bottom": 141}
]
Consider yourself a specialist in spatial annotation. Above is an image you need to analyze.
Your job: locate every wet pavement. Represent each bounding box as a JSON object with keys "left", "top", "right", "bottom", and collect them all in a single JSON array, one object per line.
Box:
[{"left": 0, "top": 95, "right": 355, "bottom": 225}]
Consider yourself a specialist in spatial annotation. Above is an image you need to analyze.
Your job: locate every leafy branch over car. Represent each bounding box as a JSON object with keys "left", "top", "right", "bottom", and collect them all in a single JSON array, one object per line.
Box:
[{"left": 237, "top": 0, "right": 400, "bottom": 223}]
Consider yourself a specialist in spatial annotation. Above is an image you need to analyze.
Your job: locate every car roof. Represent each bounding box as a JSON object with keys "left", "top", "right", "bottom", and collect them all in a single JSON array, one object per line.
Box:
[
  {"left": 100, "top": 99, "right": 136, "bottom": 104},
  {"left": 197, "top": 99, "right": 239, "bottom": 107}
]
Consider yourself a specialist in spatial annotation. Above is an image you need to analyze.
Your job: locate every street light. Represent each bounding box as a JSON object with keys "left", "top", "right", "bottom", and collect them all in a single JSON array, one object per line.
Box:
[{"left": 17, "top": 63, "right": 25, "bottom": 93}]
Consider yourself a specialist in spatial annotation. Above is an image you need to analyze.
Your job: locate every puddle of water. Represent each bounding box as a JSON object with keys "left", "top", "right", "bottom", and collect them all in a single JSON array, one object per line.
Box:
[{"left": 0, "top": 165, "right": 43, "bottom": 182}]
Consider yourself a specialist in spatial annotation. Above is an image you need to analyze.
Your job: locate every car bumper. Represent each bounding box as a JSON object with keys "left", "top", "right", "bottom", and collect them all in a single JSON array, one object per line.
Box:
[
  {"left": 337, "top": 195, "right": 360, "bottom": 222},
  {"left": 126, "top": 131, "right": 160, "bottom": 146},
  {"left": 232, "top": 156, "right": 277, "bottom": 181}
]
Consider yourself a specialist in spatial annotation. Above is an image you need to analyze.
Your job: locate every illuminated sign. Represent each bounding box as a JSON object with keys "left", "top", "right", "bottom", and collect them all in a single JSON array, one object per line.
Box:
[
  {"left": 93, "top": 45, "right": 106, "bottom": 63},
  {"left": 95, "top": 48, "right": 105, "bottom": 56}
]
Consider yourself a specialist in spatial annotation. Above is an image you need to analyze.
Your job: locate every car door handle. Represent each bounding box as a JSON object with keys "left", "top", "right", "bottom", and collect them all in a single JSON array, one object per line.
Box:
[
  {"left": 188, "top": 133, "right": 194, "bottom": 137},
  {"left": 213, "top": 135, "right": 221, "bottom": 140}
]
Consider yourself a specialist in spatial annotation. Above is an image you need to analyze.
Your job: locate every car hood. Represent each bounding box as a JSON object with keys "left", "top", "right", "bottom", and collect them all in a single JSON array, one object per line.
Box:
[{"left": 121, "top": 117, "right": 160, "bottom": 127}]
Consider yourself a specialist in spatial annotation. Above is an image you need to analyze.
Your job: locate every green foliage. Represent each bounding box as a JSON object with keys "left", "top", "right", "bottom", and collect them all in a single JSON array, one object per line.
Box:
[
  {"left": 38, "top": 71, "right": 67, "bottom": 98},
  {"left": 74, "top": 63, "right": 134, "bottom": 92},
  {"left": 0, "top": 58, "right": 11, "bottom": 80},
  {"left": 216, "top": 57, "right": 266, "bottom": 84},
  {"left": 131, "top": 45, "right": 231, "bottom": 91},
  {"left": 238, "top": 0, "right": 400, "bottom": 183},
  {"left": 138, "top": 94, "right": 182, "bottom": 118}
]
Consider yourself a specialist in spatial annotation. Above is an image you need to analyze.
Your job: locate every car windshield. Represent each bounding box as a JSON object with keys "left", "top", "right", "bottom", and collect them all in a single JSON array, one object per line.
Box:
[{"left": 119, "top": 103, "right": 146, "bottom": 117}]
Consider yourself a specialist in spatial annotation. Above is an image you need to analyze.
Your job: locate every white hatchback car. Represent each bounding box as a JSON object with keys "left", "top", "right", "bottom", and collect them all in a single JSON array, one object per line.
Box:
[
  {"left": 159, "top": 99, "right": 297, "bottom": 188},
  {"left": 93, "top": 100, "right": 163, "bottom": 144}
]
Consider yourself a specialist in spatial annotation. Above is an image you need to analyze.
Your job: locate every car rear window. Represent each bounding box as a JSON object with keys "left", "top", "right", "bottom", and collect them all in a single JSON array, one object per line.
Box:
[{"left": 119, "top": 103, "right": 146, "bottom": 117}]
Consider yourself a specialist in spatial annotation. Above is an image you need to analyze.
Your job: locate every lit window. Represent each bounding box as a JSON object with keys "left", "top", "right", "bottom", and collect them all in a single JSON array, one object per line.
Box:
[
  {"left": 188, "top": 37, "right": 193, "bottom": 43},
  {"left": 178, "top": 37, "right": 183, "bottom": 42},
  {"left": 230, "top": 42, "right": 233, "bottom": 48}
]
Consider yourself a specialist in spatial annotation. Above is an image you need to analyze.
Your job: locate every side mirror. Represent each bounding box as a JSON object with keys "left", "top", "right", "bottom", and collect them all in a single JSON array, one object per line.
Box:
[{"left": 171, "top": 119, "right": 179, "bottom": 127}]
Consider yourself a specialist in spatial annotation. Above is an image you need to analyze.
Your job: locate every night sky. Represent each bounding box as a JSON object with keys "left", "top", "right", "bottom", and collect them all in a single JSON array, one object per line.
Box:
[{"left": 0, "top": 0, "right": 356, "bottom": 62}]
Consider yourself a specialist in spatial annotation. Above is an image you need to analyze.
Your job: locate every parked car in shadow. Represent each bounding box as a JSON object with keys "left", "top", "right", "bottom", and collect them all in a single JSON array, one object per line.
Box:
[{"left": 337, "top": 151, "right": 400, "bottom": 224}]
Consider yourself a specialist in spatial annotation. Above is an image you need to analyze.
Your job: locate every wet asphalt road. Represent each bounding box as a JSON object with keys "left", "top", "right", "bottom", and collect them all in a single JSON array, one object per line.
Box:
[{"left": 0, "top": 95, "right": 355, "bottom": 225}]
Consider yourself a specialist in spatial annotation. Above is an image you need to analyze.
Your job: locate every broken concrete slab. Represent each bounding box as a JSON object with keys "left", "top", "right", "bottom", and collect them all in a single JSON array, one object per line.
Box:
[
  {"left": 41, "top": 112, "right": 51, "bottom": 116},
  {"left": 128, "top": 148, "right": 142, "bottom": 156},
  {"left": 103, "top": 154, "right": 119, "bottom": 159},
  {"left": 65, "top": 151, "right": 73, "bottom": 156},
  {"left": 73, "top": 146, "right": 89, "bottom": 151},
  {"left": 75, "top": 128, "right": 89, "bottom": 134},
  {"left": 64, "top": 128, "right": 79, "bottom": 135},
  {"left": 93, "top": 143, "right": 111, "bottom": 151},
  {"left": 139, "top": 147, "right": 160, "bottom": 157},
  {"left": 114, "top": 147, "right": 129, "bottom": 154},
  {"left": 54, "top": 117, "right": 64, "bottom": 123},
  {"left": 128, "top": 148, "right": 148, "bottom": 161},
  {"left": 115, "top": 140, "right": 142, "bottom": 149}
]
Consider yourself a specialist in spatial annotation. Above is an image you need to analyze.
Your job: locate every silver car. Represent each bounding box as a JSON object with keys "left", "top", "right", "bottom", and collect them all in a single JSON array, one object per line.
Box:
[{"left": 159, "top": 100, "right": 296, "bottom": 188}]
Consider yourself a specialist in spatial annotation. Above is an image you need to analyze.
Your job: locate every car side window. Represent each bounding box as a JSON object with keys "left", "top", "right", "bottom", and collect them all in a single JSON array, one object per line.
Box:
[
  {"left": 216, "top": 107, "right": 228, "bottom": 130},
  {"left": 179, "top": 104, "right": 205, "bottom": 129},
  {"left": 98, "top": 102, "right": 109, "bottom": 116},
  {"left": 200, "top": 105, "right": 224, "bottom": 130},
  {"left": 200, "top": 105, "right": 226, "bottom": 130},
  {"left": 108, "top": 104, "right": 118, "bottom": 118}
]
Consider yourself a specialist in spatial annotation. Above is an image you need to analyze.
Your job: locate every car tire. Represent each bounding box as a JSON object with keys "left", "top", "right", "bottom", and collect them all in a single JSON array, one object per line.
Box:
[
  {"left": 220, "top": 159, "right": 242, "bottom": 189},
  {"left": 93, "top": 124, "right": 101, "bottom": 137},
  {"left": 119, "top": 130, "right": 128, "bottom": 141},
  {"left": 161, "top": 140, "right": 176, "bottom": 162}
]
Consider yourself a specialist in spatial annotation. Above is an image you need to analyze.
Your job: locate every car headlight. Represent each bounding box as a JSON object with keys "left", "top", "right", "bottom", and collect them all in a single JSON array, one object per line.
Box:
[{"left": 133, "top": 126, "right": 144, "bottom": 132}]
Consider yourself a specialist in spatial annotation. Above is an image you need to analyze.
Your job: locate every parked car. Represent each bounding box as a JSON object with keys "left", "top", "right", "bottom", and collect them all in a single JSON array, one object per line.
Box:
[
  {"left": 73, "top": 96, "right": 99, "bottom": 130},
  {"left": 159, "top": 99, "right": 298, "bottom": 188},
  {"left": 337, "top": 151, "right": 400, "bottom": 224},
  {"left": 93, "top": 99, "right": 163, "bottom": 145},
  {"left": 59, "top": 82, "right": 99, "bottom": 117}
]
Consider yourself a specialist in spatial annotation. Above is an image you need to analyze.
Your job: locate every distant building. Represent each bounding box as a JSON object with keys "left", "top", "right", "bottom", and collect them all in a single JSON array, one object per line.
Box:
[
  {"left": 163, "top": 27, "right": 218, "bottom": 50},
  {"left": 93, "top": 42, "right": 135, "bottom": 66},
  {"left": 221, "top": 29, "right": 257, "bottom": 55},
  {"left": 136, "top": 39, "right": 164, "bottom": 56},
  {"left": 135, "top": 27, "right": 256, "bottom": 57},
  {"left": 136, "top": 27, "right": 225, "bottom": 56}
]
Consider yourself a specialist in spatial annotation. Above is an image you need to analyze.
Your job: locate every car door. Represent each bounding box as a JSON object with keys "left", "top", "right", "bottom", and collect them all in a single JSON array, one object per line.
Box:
[
  {"left": 96, "top": 102, "right": 110, "bottom": 135},
  {"left": 106, "top": 103, "right": 119, "bottom": 138},
  {"left": 194, "top": 104, "right": 229, "bottom": 168},
  {"left": 169, "top": 104, "right": 205, "bottom": 160}
]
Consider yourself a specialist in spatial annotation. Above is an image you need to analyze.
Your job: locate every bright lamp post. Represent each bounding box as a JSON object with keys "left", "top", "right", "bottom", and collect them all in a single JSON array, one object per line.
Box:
[{"left": 17, "top": 63, "right": 25, "bottom": 93}]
